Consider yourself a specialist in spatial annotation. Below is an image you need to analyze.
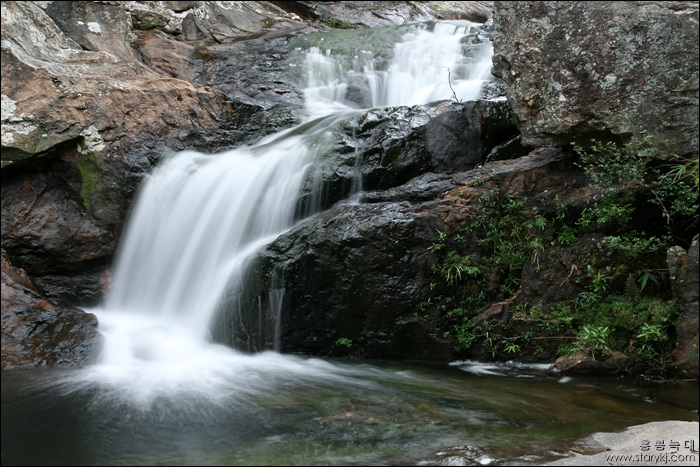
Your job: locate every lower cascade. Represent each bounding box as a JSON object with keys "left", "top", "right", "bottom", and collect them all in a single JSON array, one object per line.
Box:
[{"left": 69, "top": 20, "right": 495, "bottom": 399}]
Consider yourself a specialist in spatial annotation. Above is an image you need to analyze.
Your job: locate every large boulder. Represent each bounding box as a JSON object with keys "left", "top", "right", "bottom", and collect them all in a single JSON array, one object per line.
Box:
[
  {"left": 1, "top": 164, "right": 116, "bottom": 305},
  {"left": 490, "top": 1, "right": 699, "bottom": 158},
  {"left": 216, "top": 148, "right": 593, "bottom": 360}
]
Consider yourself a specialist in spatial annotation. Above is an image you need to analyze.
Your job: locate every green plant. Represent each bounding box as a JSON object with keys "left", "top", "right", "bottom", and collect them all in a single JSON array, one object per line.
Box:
[
  {"left": 453, "top": 321, "right": 476, "bottom": 351},
  {"left": 133, "top": 22, "right": 157, "bottom": 30},
  {"left": 690, "top": 344, "right": 699, "bottom": 358},
  {"left": 586, "top": 265, "right": 611, "bottom": 294},
  {"left": 574, "top": 325, "right": 611, "bottom": 360},
  {"left": 555, "top": 225, "right": 577, "bottom": 246},
  {"left": 504, "top": 342, "right": 521, "bottom": 354},
  {"left": 572, "top": 116, "right": 697, "bottom": 241},
  {"left": 637, "top": 270, "right": 660, "bottom": 293},
  {"left": 323, "top": 19, "right": 350, "bottom": 29},
  {"left": 636, "top": 323, "right": 669, "bottom": 368},
  {"left": 427, "top": 230, "right": 448, "bottom": 252},
  {"left": 439, "top": 251, "right": 480, "bottom": 284},
  {"left": 624, "top": 273, "right": 641, "bottom": 304},
  {"left": 636, "top": 323, "right": 666, "bottom": 342},
  {"left": 335, "top": 337, "right": 353, "bottom": 348}
]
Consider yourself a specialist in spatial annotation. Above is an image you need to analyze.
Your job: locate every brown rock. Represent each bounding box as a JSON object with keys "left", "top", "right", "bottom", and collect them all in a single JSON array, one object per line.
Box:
[
  {"left": 555, "top": 351, "right": 632, "bottom": 374},
  {"left": 1, "top": 249, "right": 102, "bottom": 370}
]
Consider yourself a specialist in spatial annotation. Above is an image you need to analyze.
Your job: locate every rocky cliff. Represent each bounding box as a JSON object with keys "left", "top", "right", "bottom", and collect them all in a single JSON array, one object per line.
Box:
[{"left": 2, "top": 1, "right": 697, "bottom": 375}]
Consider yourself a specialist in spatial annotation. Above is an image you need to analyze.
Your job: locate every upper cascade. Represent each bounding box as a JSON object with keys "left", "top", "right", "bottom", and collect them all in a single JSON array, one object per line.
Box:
[{"left": 293, "top": 20, "right": 494, "bottom": 118}]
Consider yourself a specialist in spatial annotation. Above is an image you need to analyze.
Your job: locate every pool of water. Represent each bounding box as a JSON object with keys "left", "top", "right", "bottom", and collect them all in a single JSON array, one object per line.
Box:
[{"left": 2, "top": 359, "right": 698, "bottom": 465}]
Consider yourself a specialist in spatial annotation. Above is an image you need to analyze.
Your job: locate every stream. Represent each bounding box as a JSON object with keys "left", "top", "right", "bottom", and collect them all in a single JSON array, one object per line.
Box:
[{"left": 2, "top": 20, "right": 698, "bottom": 466}]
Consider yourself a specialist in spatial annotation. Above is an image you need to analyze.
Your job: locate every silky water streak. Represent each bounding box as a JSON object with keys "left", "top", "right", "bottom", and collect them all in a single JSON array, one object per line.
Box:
[{"left": 70, "top": 20, "right": 495, "bottom": 402}]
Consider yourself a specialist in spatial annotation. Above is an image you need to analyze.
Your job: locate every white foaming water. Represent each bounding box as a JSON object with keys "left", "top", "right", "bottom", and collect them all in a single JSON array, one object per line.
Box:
[
  {"left": 66, "top": 21, "right": 495, "bottom": 403},
  {"left": 301, "top": 21, "right": 494, "bottom": 118},
  {"left": 450, "top": 360, "right": 556, "bottom": 376}
]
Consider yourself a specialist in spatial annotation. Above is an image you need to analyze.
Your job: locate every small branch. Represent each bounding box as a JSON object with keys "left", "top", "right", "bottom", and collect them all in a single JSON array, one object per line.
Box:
[
  {"left": 444, "top": 67, "right": 460, "bottom": 103},
  {"left": 559, "top": 264, "right": 578, "bottom": 286}
]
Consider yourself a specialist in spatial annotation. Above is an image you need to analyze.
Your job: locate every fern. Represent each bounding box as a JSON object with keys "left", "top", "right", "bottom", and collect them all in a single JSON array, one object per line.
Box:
[{"left": 624, "top": 273, "right": 641, "bottom": 304}]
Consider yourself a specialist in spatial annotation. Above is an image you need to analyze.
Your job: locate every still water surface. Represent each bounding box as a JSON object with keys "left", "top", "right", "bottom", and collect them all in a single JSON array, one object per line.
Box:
[{"left": 2, "top": 359, "right": 697, "bottom": 466}]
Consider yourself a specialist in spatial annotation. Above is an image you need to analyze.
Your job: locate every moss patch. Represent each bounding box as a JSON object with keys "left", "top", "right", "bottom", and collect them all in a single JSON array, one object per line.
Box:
[{"left": 77, "top": 152, "right": 101, "bottom": 211}]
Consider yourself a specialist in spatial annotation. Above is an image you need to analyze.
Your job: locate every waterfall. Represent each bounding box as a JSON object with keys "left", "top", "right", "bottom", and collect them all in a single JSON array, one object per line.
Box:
[
  {"left": 298, "top": 21, "right": 493, "bottom": 117},
  {"left": 78, "top": 20, "right": 494, "bottom": 400}
]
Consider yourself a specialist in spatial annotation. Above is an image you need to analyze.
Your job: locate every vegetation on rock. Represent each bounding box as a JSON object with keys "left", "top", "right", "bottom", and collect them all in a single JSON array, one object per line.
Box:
[{"left": 419, "top": 115, "right": 698, "bottom": 377}]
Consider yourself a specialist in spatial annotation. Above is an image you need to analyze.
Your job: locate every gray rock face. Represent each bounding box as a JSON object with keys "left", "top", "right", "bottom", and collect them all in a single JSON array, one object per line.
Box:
[
  {"left": 491, "top": 1, "right": 699, "bottom": 158},
  {"left": 545, "top": 421, "right": 700, "bottom": 466},
  {"left": 668, "top": 235, "right": 700, "bottom": 376}
]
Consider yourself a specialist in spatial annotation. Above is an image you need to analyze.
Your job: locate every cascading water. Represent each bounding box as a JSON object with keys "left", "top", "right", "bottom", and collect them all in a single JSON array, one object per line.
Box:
[
  {"left": 62, "top": 20, "right": 495, "bottom": 402},
  {"left": 297, "top": 21, "right": 493, "bottom": 117},
  {"left": 5, "top": 20, "right": 699, "bottom": 467}
]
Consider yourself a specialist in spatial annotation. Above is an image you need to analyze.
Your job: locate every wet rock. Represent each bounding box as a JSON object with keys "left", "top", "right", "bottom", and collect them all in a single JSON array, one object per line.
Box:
[
  {"left": 668, "top": 235, "right": 699, "bottom": 376},
  {"left": 304, "top": 99, "right": 523, "bottom": 210},
  {"left": 280, "top": 1, "right": 434, "bottom": 29},
  {"left": 554, "top": 351, "right": 633, "bottom": 374},
  {"left": 1, "top": 158, "right": 116, "bottom": 305},
  {"left": 491, "top": 1, "right": 699, "bottom": 158},
  {"left": 1, "top": 249, "right": 102, "bottom": 370},
  {"left": 232, "top": 148, "right": 584, "bottom": 360},
  {"left": 264, "top": 200, "right": 457, "bottom": 361}
]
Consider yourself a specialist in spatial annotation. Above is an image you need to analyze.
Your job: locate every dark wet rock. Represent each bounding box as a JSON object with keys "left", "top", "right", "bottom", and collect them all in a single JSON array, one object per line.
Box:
[
  {"left": 668, "top": 235, "right": 699, "bottom": 376},
  {"left": 303, "top": 99, "right": 523, "bottom": 211},
  {"left": 360, "top": 172, "right": 460, "bottom": 204},
  {"left": 265, "top": 200, "right": 458, "bottom": 361},
  {"left": 1, "top": 158, "right": 116, "bottom": 306},
  {"left": 222, "top": 148, "right": 588, "bottom": 360},
  {"left": 1, "top": 249, "right": 103, "bottom": 370},
  {"left": 491, "top": 1, "right": 699, "bottom": 158}
]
